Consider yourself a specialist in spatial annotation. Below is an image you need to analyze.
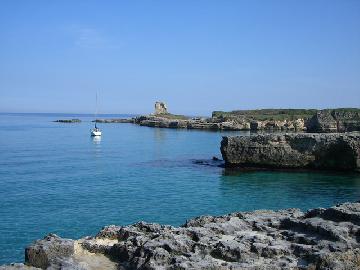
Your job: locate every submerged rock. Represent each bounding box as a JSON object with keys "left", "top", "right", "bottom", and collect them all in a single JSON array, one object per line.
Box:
[
  {"left": 221, "top": 132, "right": 360, "bottom": 171},
  {"left": 2, "top": 202, "right": 360, "bottom": 269}
]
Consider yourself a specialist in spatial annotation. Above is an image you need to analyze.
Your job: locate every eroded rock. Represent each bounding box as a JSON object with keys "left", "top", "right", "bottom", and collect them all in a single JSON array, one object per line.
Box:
[
  {"left": 2, "top": 202, "right": 358, "bottom": 269},
  {"left": 221, "top": 132, "right": 360, "bottom": 171},
  {"left": 25, "top": 234, "right": 74, "bottom": 269}
]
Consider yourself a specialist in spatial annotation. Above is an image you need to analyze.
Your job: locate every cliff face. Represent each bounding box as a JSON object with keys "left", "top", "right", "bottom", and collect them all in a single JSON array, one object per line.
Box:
[
  {"left": 2, "top": 202, "right": 360, "bottom": 270},
  {"left": 221, "top": 132, "right": 360, "bottom": 171},
  {"left": 213, "top": 108, "right": 360, "bottom": 132},
  {"left": 306, "top": 109, "right": 360, "bottom": 133}
]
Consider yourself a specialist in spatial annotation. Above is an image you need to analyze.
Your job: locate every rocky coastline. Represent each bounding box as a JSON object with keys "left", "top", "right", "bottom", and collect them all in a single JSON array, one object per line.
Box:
[
  {"left": 221, "top": 132, "right": 360, "bottom": 171},
  {"left": 52, "top": 103, "right": 360, "bottom": 133},
  {"left": 89, "top": 103, "right": 360, "bottom": 133},
  {"left": 2, "top": 202, "right": 360, "bottom": 270}
]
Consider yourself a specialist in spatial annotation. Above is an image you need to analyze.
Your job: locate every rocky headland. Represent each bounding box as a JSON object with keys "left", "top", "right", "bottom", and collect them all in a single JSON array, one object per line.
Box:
[
  {"left": 93, "top": 103, "right": 360, "bottom": 133},
  {"left": 2, "top": 202, "right": 360, "bottom": 269},
  {"left": 221, "top": 132, "right": 360, "bottom": 171},
  {"left": 52, "top": 103, "right": 360, "bottom": 133}
]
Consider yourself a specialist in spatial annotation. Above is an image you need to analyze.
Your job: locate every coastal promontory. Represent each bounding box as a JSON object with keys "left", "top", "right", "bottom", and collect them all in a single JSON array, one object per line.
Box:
[{"left": 97, "top": 103, "right": 360, "bottom": 133}]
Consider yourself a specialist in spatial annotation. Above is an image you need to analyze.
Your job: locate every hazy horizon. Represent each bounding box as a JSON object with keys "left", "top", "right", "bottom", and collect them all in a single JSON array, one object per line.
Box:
[{"left": 1, "top": 1, "right": 359, "bottom": 115}]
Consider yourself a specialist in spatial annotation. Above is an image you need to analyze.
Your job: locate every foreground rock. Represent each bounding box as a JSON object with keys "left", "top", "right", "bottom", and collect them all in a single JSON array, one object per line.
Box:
[
  {"left": 221, "top": 132, "right": 360, "bottom": 171},
  {"left": 3, "top": 202, "right": 360, "bottom": 269},
  {"left": 53, "top": 119, "right": 81, "bottom": 123}
]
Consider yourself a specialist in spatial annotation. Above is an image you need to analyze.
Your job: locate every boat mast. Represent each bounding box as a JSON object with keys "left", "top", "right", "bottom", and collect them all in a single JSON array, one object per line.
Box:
[{"left": 95, "top": 92, "right": 98, "bottom": 129}]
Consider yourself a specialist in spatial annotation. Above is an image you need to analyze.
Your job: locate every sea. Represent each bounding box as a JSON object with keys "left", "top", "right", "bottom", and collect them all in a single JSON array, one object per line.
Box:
[{"left": 0, "top": 113, "right": 360, "bottom": 264}]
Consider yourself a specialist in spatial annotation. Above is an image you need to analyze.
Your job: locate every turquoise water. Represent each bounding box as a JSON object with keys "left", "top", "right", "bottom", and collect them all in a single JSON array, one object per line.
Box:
[{"left": 0, "top": 113, "right": 360, "bottom": 264}]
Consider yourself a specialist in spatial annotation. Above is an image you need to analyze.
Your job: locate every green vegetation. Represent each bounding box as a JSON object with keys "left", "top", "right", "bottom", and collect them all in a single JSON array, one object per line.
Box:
[
  {"left": 212, "top": 108, "right": 360, "bottom": 121},
  {"left": 212, "top": 109, "right": 318, "bottom": 121}
]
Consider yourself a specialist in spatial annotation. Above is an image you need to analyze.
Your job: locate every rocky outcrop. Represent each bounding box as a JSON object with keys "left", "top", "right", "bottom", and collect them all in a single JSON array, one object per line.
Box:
[
  {"left": 25, "top": 234, "right": 74, "bottom": 269},
  {"left": 249, "top": 119, "right": 305, "bottom": 132},
  {"left": 53, "top": 119, "right": 81, "bottom": 123},
  {"left": 155, "top": 102, "right": 168, "bottom": 115},
  {"left": 221, "top": 132, "right": 360, "bottom": 171},
  {"left": 134, "top": 115, "right": 307, "bottom": 131},
  {"left": 306, "top": 109, "right": 360, "bottom": 133},
  {"left": 3, "top": 202, "right": 360, "bottom": 269},
  {"left": 134, "top": 115, "right": 252, "bottom": 130}
]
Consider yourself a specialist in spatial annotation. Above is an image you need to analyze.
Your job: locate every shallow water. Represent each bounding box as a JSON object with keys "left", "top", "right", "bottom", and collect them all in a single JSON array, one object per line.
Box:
[{"left": 0, "top": 113, "right": 359, "bottom": 264}]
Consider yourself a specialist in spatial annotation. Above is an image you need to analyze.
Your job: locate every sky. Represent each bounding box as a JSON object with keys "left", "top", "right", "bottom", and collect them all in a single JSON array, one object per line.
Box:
[{"left": 0, "top": 1, "right": 359, "bottom": 116}]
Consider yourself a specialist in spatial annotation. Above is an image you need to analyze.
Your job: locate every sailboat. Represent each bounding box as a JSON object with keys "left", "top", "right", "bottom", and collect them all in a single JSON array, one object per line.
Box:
[{"left": 91, "top": 93, "right": 102, "bottom": 136}]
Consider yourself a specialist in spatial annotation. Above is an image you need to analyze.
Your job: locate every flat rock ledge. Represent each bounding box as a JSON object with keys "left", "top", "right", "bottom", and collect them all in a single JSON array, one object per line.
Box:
[
  {"left": 221, "top": 132, "right": 360, "bottom": 171},
  {"left": 133, "top": 115, "right": 305, "bottom": 132},
  {"left": 2, "top": 202, "right": 360, "bottom": 269}
]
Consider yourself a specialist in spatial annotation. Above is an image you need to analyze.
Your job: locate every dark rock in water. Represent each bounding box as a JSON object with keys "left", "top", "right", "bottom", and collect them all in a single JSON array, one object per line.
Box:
[
  {"left": 212, "top": 156, "right": 220, "bottom": 161},
  {"left": 54, "top": 119, "right": 81, "bottom": 123},
  {"left": 25, "top": 234, "right": 74, "bottom": 269},
  {"left": 94, "top": 118, "right": 134, "bottom": 123},
  {"left": 221, "top": 132, "right": 360, "bottom": 171},
  {"left": 3, "top": 202, "right": 360, "bottom": 269},
  {"left": 306, "top": 109, "right": 360, "bottom": 133}
]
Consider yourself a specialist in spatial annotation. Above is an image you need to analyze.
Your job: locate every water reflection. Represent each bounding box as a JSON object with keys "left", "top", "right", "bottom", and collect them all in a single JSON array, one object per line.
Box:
[
  {"left": 92, "top": 135, "right": 101, "bottom": 144},
  {"left": 154, "top": 128, "right": 166, "bottom": 142}
]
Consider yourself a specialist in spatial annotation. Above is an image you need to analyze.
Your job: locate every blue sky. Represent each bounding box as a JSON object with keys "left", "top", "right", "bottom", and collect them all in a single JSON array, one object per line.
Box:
[{"left": 0, "top": 1, "right": 359, "bottom": 115}]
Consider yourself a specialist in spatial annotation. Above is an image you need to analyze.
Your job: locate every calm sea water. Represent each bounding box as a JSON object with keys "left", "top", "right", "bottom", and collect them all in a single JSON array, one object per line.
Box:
[{"left": 0, "top": 113, "right": 360, "bottom": 264}]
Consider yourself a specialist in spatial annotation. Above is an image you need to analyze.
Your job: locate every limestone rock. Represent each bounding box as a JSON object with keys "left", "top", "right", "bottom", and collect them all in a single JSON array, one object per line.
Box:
[
  {"left": 25, "top": 234, "right": 74, "bottom": 269},
  {"left": 221, "top": 132, "right": 360, "bottom": 171},
  {"left": 5, "top": 202, "right": 358, "bottom": 270},
  {"left": 306, "top": 109, "right": 360, "bottom": 133}
]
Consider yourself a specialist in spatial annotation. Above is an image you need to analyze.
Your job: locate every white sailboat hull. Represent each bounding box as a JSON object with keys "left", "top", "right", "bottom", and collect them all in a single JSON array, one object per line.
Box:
[{"left": 91, "top": 130, "right": 102, "bottom": 136}]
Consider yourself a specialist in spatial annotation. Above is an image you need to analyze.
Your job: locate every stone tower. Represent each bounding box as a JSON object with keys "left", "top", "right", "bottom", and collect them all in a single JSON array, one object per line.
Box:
[{"left": 154, "top": 101, "right": 168, "bottom": 115}]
